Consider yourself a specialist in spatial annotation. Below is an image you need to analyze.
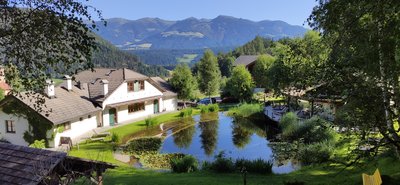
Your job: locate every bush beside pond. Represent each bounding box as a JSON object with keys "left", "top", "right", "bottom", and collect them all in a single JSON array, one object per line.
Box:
[
  {"left": 170, "top": 155, "right": 198, "bottom": 173},
  {"left": 180, "top": 108, "right": 193, "bottom": 117},
  {"left": 136, "top": 153, "right": 185, "bottom": 169},
  {"left": 124, "top": 137, "right": 162, "bottom": 154},
  {"left": 199, "top": 104, "right": 219, "bottom": 113},
  {"left": 227, "top": 103, "right": 263, "bottom": 118},
  {"left": 235, "top": 158, "right": 273, "bottom": 174},
  {"left": 297, "top": 141, "right": 334, "bottom": 165}
]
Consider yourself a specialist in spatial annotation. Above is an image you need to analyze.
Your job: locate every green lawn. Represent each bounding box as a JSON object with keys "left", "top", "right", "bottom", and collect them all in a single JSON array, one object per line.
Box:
[{"left": 103, "top": 157, "right": 400, "bottom": 185}]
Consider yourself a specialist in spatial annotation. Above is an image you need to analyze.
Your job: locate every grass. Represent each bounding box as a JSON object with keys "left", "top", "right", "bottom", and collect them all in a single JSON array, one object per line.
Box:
[
  {"left": 227, "top": 103, "right": 263, "bottom": 118},
  {"left": 68, "top": 139, "right": 126, "bottom": 166},
  {"left": 176, "top": 54, "right": 198, "bottom": 63},
  {"left": 102, "top": 157, "right": 400, "bottom": 185}
]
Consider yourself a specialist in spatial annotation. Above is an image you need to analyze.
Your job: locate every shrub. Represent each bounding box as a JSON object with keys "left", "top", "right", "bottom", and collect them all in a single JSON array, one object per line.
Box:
[
  {"left": 145, "top": 117, "right": 157, "bottom": 127},
  {"left": 206, "top": 151, "right": 236, "bottom": 173},
  {"left": 235, "top": 158, "right": 273, "bottom": 174},
  {"left": 199, "top": 104, "right": 220, "bottom": 113},
  {"left": 227, "top": 103, "right": 263, "bottom": 118},
  {"left": 198, "top": 104, "right": 209, "bottom": 113},
  {"left": 297, "top": 141, "right": 333, "bottom": 165},
  {"left": 208, "top": 104, "right": 219, "bottom": 112},
  {"left": 137, "top": 153, "right": 185, "bottom": 169},
  {"left": 280, "top": 112, "right": 298, "bottom": 130},
  {"left": 124, "top": 137, "right": 162, "bottom": 154},
  {"left": 180, "top": 108, "right": 193, "bottom": 117},
  {"left": 111, "top": 132, "right": 120, "bottom": 143},
  {"left": 170, "top": 155, "right": 198, "bottom": 173},
  {"left": 29, "top": 139, "right": 46, "bottom": 148},
  {"left": 283, "top": 180, "right": 305, "bottom": 185}
]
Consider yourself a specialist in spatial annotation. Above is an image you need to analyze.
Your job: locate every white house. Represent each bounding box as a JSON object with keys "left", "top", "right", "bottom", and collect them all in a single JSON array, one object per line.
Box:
[{"left": 0, "top": 68, "right": 177, "bottom": 148}]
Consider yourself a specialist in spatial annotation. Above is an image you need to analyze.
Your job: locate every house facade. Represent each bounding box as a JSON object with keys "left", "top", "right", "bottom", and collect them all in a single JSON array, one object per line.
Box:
[{"left": 0, "top": 68, "right": 177, "bottom": 148}]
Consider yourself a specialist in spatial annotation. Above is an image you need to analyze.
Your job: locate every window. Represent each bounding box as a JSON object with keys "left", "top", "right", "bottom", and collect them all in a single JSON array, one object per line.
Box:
[
  {"left": 128, "top": 102, "right": 145, "bottom": 113},
  {"left": 128, "top": 81, "right": 145, "bottom": 92},
  {"left": 5, "top": 120, "right": 15, "bottom": 133},
  {"left": 127, "top": 81, "right": 134, "bottom": 92},
  {"left": 64, "top": 122, "right": 71, "bottom": 131},
  {"left": 140, "top": 80, "right": 145, "bottom": 90}
]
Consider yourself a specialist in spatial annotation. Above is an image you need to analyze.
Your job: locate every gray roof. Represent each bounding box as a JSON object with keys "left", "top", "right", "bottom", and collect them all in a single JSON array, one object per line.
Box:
[
  {"left": 9, "top": 84, "right": 101, "bottom": 125},
  {"left": 0, "top": 142, "right": 66, "bottom": 185},
  {"left": 74, "top": 68, "right": 148, "bottom": 103},
  {"left": 0, "top": 143, "right": 116, "bottom": 185},
  {"left": 233, "top": 55, "right": 259, "bottom": 66},
  {"left": 150, "top": 77, "right": 178, "bottom": 99}
]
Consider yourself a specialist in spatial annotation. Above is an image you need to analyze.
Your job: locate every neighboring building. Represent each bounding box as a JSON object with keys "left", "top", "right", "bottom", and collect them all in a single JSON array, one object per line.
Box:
[
  {"left": 0, "top": 142, "right": 115, "bottom": 185},
  {"left": 233, "top": 55, "right": 259, "bottom": 73},
  {"left": 0, "top": 65, "right": 12, "bottom": 95},
  {"left": 0, "top": 68, "right": 178, "bottom": 148}
]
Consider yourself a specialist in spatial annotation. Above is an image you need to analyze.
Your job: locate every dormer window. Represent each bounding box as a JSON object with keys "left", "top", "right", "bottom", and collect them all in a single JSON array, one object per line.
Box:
[{"left": 127, "top": 80, "right": 145, "bottom": 92}]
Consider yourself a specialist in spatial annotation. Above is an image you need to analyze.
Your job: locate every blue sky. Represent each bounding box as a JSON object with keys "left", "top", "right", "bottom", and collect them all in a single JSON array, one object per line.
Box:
[{"left": 87, "top": 0, "right": 317, "bottom": 27}]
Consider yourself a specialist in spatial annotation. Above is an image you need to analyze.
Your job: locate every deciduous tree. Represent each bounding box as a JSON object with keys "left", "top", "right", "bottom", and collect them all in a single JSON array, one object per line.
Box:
[
  {"left": 170, "top": 63, "right": 197, "bottom": 106},
  {"left": 225, "top": 65, "right": 254, "bottom": 102},
  {"left": 197, "top": 49, "right": 221, "bottom": 97}
]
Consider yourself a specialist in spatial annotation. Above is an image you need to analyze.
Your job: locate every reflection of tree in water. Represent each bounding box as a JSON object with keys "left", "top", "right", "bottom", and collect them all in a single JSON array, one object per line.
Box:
[
  {"left": 232, "top": 121, "right": 252, "bottom": 148},
  {"left": 172, "top": 118, "right": 196, "bottom": 149},
  {"left": 199, "top": 113, "right": 219, "bottom": 156},
  {"left": 268, "top": 142, "right": 298, "bottom": 166}
]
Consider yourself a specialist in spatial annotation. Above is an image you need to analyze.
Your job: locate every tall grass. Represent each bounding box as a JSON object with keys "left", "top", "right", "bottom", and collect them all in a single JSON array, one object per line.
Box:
[
  {"left": 180, "top": 108, "right": 193, "bottom": 117},
  {"left": 145, "top": 117, "right": 157, "bottom": 127},
  {"left": 170, "top": 155, "right": 198, "bottom": 173},
  {"left": 227, "top": 103, "right": 263, "bottom": 118},
  {"left": 199, "top": 104, "right": 219, "bottom": 113}
]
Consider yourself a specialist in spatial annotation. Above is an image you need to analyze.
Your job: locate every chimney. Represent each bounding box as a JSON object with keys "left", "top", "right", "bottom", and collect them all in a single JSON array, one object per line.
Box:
[
  {"left": 64, "top": 75, "right": 72, "bottom": 91},
  {"left": 45, "top": 79, "right": 55, "bottom": 98},
  {"left": 101, "top": 79, "right": 109, "bottom": 96}
]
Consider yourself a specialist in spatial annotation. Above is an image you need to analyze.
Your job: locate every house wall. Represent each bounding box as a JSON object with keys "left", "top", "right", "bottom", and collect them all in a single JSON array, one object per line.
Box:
[
  {"left": 163, "top": 97, "right": 178, "bottom": 112},
  {"left": 0, "top": 109, "right": 30, "bottom": 146},
  {"left": 103, "top": 80, "right": 163, "bottom": 106},
  {"left": 51, "top": 115, "right": 98, "bottom": 147},
  {"left": 102, "top": 80, "right": 164, "bottom": 126}
]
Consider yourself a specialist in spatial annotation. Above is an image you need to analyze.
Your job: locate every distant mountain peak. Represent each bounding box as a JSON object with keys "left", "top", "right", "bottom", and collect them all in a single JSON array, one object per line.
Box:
[{"left": 94, "top": 16, "right": 308, "bottom": 49}]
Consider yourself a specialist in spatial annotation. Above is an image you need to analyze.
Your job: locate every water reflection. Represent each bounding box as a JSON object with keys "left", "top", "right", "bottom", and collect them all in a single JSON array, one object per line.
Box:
[
  {"left": 172, "top": 118, "right": 196, "bottom": 149},
  {"left": 160, "top": 112, "right": 300, "bottom": 173},
  {"left": 232, "top": 121, "right": 252, "bottom": 148},
  {"left": 199, "top": 113, "right": 219, "bottom": 156}
]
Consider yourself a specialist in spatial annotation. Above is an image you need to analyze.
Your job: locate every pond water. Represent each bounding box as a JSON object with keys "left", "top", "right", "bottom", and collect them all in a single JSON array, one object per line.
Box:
[{"left": 159, "top": 112, "right": 300, "bottom": 174}]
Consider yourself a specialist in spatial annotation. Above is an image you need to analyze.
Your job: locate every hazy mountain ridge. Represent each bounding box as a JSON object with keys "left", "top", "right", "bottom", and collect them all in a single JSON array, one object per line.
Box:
[{"left": 94, "top": 15, "right": 308, "bottom": 49}]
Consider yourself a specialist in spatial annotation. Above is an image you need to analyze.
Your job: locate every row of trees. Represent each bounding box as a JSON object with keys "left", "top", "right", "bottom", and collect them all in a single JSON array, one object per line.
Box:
[{"left": 170, "top": 49, "right": 256, "bottom": 103}]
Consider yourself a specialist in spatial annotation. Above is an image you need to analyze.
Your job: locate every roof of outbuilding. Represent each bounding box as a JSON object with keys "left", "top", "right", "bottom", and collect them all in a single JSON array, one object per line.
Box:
[
  {"left": 0, "top": 142, "right": 66, "bottom": 185},
  {"left": 233, "top": 55, "right": 259, "bottom": 66}
]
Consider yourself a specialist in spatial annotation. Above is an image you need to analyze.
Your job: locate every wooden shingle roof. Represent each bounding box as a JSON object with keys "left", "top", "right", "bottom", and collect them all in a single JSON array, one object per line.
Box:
[
  {"left": 0, "top": 142, "right": 66, "bottom": 185},
  {"left": 233, "top": 55, "right": 259, "bottom": 67}
]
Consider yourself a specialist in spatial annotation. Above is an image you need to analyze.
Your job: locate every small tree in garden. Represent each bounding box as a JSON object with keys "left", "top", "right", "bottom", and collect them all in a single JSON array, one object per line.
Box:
[
  {"left": 170, "top": 63, "right": 197, "bottom": 107},
  {"left": 225, "top": 65, "right": 254, "bottom": 102}
]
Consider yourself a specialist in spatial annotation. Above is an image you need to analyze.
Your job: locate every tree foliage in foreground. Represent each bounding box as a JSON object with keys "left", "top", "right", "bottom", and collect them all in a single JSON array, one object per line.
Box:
[
  {"left": 0, "top": 0, "right": 102, "bottom": 95},
  {"left": 309, "top": 0, "right": 400, "bottom": 155}
]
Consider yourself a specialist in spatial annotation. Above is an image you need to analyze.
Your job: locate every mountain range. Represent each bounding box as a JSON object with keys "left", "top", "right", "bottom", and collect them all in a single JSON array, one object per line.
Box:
[{"left": 94, "top": 15, "right": 308, "bottom": 50}]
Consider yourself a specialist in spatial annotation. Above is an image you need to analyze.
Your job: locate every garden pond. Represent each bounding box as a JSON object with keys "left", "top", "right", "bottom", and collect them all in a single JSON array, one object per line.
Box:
[{"left": 143, "top": 112, "right": 300, "bottom": 174}]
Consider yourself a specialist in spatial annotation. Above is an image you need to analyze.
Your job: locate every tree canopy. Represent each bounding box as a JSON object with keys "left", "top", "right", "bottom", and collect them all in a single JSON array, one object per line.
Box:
[
  {"left": 309, "top": 0, "right": 400, "bottom": 154},
  {"left": 225, "top": 65, "right": 254, "bottom": 102},
  {"left": 169, "top": 63, "right": 197, "bottom": 102},
  {"left": 253, "top": 54, "right": 276, "bottom": 88},
  {"left": 197, "top": 49, "right": 221, "bottom": 97},
  {"left": 0, "top": 0, "right": 103, "bottom": 94}
]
